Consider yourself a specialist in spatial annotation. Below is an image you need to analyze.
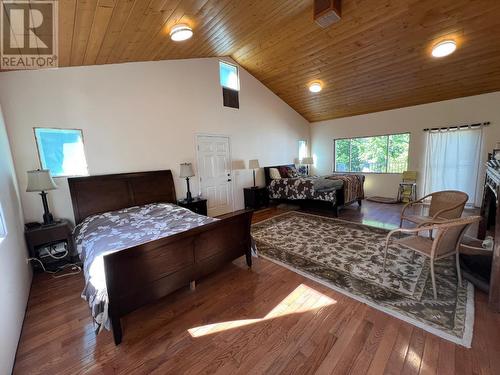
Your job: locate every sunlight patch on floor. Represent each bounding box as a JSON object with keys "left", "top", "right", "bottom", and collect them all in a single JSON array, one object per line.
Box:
[
  {"left": 361, "top": 219, "right": 398, "bottom": 230},
  {"left": 188, "top": 284, "right": 337, "bottom": 338},
  {"left": 404, "top": 346, "right": 422, "bottom": 372}
]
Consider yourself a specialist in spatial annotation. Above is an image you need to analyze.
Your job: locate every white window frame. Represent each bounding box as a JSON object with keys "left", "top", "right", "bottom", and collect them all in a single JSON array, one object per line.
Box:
[
  {"left": 333, "top": 132, "right": 410, "bottom": 174},
  {"left": 298, "top": 140, "right": 308, "bottom": 161},
  {"left": 33, "top": 127, "right": 89, "bottom": 178},
  {"left": 219, "top": 61, "right": 240, "bottom": 91}
]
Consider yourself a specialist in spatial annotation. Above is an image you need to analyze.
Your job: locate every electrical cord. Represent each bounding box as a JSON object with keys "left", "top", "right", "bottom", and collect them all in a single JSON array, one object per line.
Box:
[
  {"left": 29, "top": 242, "right": 81, "bottom": 278},
  {"left": 28, "top": 257, "right": 82, "bottom": 278},
  {"left": 46, "top": 243, "right": 69, "bottom": 259}
]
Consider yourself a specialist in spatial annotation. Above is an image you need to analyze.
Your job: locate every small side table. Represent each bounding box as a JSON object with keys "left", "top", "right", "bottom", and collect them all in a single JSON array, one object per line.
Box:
[
  {"left": 244, "top": 187, "right": 269, "bottom": 209},
  {"left": 177, "top": 198, "right": 208, "bottom": 216},
  {"left": 24, "top": 219, "right": 75, "bottom": 272}
]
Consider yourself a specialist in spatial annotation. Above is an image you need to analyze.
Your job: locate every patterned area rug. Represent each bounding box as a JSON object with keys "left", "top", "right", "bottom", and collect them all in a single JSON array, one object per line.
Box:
[{"left": 251, "top": 211, "right": 474, "bottom": 347}]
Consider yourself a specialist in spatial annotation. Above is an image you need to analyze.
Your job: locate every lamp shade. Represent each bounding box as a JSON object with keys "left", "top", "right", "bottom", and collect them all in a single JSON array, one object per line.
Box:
[
  {"left": 179, "top": 163, "right": 195, "bottom": 178},
  {"left": 26, "top": 170, "right": 57, "bottom": 192},
  {"left": 301, "top": 157, "right": 314, "bottom": 165},
  {"left": 248, "top": 159, "right": 260, "bottom": 169},
  {"left": 231, "top": 160, "right": 246, "bottom": 170}
]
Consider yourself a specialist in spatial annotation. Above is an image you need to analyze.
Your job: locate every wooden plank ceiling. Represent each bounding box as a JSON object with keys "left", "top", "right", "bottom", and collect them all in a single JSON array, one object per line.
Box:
[{"left": 7, "top": 0, "right": 500, "bottom": 122}]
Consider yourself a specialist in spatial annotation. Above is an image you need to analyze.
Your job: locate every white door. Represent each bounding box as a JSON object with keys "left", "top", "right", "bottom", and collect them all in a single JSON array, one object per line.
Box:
[{"left": 196, "top": 135, "right": 233, "bottom": 216}]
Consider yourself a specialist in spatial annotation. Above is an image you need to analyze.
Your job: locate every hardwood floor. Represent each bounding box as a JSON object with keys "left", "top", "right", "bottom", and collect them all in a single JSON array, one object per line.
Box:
[{"left": 13, "top": 201, "right": 499, "bottom": 374}]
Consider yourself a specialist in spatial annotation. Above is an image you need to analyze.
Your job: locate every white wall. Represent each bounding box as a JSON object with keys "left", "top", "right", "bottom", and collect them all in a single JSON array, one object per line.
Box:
[
  {"left": 0, "top": 105, "right": 32, "bottom": 374},
  {"left": 0, "top": 58, "right": 309, "bottom": 223},
  {"left": 311, "top": 91, "right": 500, "bottom": 205}
]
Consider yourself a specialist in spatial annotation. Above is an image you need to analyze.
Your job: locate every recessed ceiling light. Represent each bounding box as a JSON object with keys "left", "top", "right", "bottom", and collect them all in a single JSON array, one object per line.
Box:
[
  {"left": 170, "top": 24, "right": 193, "bottom": 42},
  {"left": 309, "top": 82, "right": 322, "bottom": 93},
  {"left": 431, "top": 40, "right": 457, "bottom": 58}
]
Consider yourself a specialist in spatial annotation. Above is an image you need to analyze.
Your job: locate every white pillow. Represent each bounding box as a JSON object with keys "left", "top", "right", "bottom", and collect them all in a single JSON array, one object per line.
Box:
[{"left": 269, "top": 168, "right": 281, "bottom": 180}]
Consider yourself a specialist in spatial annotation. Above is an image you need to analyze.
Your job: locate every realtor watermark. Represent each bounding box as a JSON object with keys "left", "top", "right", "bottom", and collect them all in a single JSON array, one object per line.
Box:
[{"left": 1, "top": 0, "right": 58, "bottom": 70}]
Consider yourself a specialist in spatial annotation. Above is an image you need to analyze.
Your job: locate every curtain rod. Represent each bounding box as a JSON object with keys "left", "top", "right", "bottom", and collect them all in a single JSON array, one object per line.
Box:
[{"left": 423, "top": 121, "right": 490, "bottom": 132}]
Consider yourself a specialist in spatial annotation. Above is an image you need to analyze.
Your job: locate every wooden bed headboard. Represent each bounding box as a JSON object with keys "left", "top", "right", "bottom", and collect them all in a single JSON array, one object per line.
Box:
[
  {"left": 264, "top": 164, "right": 295, "bottom": 186},
  {"left": 68, "top": 170, "right": 177, "bottom": 225}
]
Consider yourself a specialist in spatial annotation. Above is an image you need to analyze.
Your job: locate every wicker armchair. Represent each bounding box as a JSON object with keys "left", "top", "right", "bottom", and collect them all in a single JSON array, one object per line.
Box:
[
  {"left": 400, "top": 190, "right": 468, "bottom": 229},
  {"left": 384, "top": 216, "right": 481, "bottom": 299}
]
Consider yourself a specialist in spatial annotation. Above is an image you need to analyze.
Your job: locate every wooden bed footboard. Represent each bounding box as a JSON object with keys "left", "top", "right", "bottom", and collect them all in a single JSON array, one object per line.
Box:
[
  {"left": 103, "top": 209, "right": 253, "bottom": 345},
  {"left": 69, "top": 170, "right": 254, "bottom": 344}
]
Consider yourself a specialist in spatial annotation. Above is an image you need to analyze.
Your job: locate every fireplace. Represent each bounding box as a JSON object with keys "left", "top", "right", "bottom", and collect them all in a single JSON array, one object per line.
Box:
[
  {"left": 473, "top": 150, "right": 500, "bottom": 311},
  {"left": 478, "top": 167, "right": 499, "bottom": 238}
]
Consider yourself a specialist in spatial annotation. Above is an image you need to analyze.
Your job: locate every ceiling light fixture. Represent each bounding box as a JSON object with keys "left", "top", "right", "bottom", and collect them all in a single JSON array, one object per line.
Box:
[
  {"left": 309, "top": 82, "right": 322, "bottom": 93},
  {"left": 431, "top": 40, "right": 457, "bottom": 58},
  {"left": 170, "top": 24, "right": 193, "bottom": 42}
]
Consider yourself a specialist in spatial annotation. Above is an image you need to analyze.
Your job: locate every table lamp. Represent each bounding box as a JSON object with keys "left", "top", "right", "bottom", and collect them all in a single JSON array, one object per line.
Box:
[
  {"left": 179, "top": 163, "right": 195, "bottom": 201},
  {"left": 301, "top": 157, "right": 314, "bottom": 176},
  {"left": 26, "top": 169, "right": 57, "bottom": 225},
  {"left": 248, "top": 159, "right": 260, "bottom": 188}
]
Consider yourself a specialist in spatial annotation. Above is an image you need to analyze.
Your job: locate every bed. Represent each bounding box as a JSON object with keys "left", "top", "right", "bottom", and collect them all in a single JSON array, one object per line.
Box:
[
  {"left": 264, "top": 165, "right": 365, "bottom": 214},
  {"left": 68, "top": 170, "right": 253, "bottom": 345},
  {"left": 328, "top": 172, "right": 366, "bottom": 206}
]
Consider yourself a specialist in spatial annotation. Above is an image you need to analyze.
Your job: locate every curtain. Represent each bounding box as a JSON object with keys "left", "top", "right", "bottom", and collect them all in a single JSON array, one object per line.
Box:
[{"left": 423, "top": 126, "right": 484, "bottom": 206}]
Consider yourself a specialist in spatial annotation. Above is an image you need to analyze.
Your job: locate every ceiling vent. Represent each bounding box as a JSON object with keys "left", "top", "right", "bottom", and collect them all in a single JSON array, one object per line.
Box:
[{"left": 314, "top": 0, "right": 342, "bottom": 28}]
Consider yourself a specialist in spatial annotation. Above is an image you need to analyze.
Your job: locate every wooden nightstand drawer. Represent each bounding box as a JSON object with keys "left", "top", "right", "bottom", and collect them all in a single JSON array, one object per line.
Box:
[{"left": 177, "top": 198, "right": 208, "bottom": 216}]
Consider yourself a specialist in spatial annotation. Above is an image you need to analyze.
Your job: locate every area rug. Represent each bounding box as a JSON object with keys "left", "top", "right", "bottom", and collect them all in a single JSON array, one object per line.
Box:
[
  {"left": 251, "top": 211, "right": 474, "bottom": 347},
  {"left": 366, "top": 196, "right": 400, "bottom": 204}
]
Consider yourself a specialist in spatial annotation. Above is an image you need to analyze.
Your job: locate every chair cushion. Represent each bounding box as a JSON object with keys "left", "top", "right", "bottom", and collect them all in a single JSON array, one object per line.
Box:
[
  {"left": 402, "top": 214, "right": 446, "bottom": 225},
  {"left": 395, "top": 236, "right": 434, "bottom": 256}
]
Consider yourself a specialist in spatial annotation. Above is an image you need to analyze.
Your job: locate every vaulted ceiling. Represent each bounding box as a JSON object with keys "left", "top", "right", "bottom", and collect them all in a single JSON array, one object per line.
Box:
[{"left": 5, "top": 0, "right": 500, "bottom": 122}]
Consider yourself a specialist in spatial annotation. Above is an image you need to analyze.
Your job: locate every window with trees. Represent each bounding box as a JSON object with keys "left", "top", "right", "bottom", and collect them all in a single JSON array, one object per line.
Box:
[{"left": 334, "top": 133, "right": 410, "bottom": 173}]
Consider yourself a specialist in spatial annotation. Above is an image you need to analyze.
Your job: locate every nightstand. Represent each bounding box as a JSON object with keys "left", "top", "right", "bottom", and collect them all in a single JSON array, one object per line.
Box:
[
  {"left": 244, "top": 187, "right": 269, "bottom": 209},
  {"left": 24, "top": 219, "right": 75, "bottom": 272},
  {"left": 177, "top": 198, "right": 208, "bottom": 216}
]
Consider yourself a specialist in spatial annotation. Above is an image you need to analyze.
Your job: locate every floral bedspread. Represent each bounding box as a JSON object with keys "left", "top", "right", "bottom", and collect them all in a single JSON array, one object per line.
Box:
[
  {"left": 74, "top": 203, "right": 217, "bottom": 334},
  {"left": 268, "top": 177, "right": 339, "bottom": 204}
]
